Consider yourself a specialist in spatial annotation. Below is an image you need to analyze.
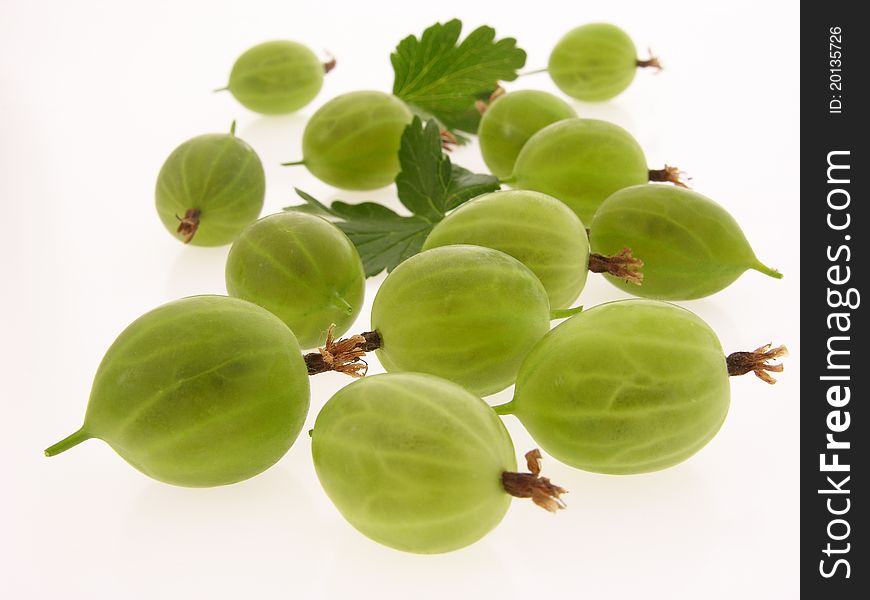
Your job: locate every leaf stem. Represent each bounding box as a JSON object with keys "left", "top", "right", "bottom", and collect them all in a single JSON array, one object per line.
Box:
[
  {"left": 519, "top": 67, "right": 549, "bottom": 76},
  {"left": 45, "top": 428, "right": 91, "bottom": 457},
  {"left": 492, "top": 400, "right": 515, "bottom": 415},
  {"left": 753, "top": 260, "right": 783, "bottom": 279},
  {"left": 550, "top": 306, "right": 583, "bottom": 320}
]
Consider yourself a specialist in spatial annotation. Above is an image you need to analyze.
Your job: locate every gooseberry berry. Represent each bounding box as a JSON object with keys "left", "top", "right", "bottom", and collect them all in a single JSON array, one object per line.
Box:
[
  {"left": 590, "top": 184, "right": 782, "bottom": 299},
  {"left": 220, "top": 41, "right": 329, "bottom": 115},
  {"left": 509, "top": 118, "right": 684, "bottom": 224},
  {"left": 44, "top": 296, "right": 310, "bottom": 487},
  {"left": 478, "top": 90, "right": 576, "bottom": 178},
  {"left": 548, "top": 23, "right": 660, "bottom": 102},
  {"left": 422, "top": 190, "right": 643, "bottom": 309},
  {"left": 370, "top": 245, "right": 558, "bottom": 396},
  {"left": 155, "top": 123, "right": 265, "bottom": 246},
  {"left": 311, "top": 372, "right": 566, "bottom": 553},
  {"left": 226, "top": 212, "right": 365, "bottom": 348},
  {"left": 285, "top": 90, "right": 414, "bottom": 191},
  {"left": 496, "top": 300, "right": 787, "bottom": 474}
]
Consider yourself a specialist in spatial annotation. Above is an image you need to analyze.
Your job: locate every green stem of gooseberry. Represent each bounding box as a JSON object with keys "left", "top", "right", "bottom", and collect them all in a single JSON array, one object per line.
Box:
[
  {"left": 281, "top": 160, "right": 307, "bottom": 167},
  {"left": 549, "top": 306, "right": 583, "bottom": 320},
  {"left": 492, "top": 400, "right": 515, "bottom": 416},
  {"left": 45, "top": 428, "right": 91, "bottom": 457},
  {"left": 519, "top": 67, "right": 549, "bottom": 76},
  {"left": 230, "top": 120, "right": 237, "bottom": 136},
  {"left": 213, "top": 86, "right": 229, "bottom": 93},
  {"left": 753, "top": 261, "right": 784, "bottom": 279},
  {"left": 498, "top": 176, "right": 516, "bottom": 185}
]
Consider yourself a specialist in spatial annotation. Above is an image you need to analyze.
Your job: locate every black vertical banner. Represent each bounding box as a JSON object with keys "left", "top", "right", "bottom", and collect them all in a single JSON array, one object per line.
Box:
[{"left": 802, "top": 3, "right": 867, "bottom": 596}]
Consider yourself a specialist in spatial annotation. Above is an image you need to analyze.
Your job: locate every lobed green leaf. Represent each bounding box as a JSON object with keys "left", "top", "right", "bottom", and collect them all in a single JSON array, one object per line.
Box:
[{"left": 391, "top": 19, "right": 526, "bottom": 135}]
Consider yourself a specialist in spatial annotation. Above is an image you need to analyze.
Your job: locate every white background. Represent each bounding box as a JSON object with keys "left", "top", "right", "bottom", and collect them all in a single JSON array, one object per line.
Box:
[{"left": 1, "top": 0, "right": 800, "bottom": 598}]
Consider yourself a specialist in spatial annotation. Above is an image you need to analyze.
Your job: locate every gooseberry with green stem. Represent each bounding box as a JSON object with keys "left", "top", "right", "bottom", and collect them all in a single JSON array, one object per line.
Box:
[
  {"left": 529, "top": 23, "right": 661, "bottom": 102},
  {"left": 589, "top": 184, "right": 783, "bottom": 299},
  {"left": 477, "top": 89, "right": 577, "bottom": 178},
  {"left": 225, "top": 212, "right": 366, "bottom": 349},
  {"left": 44, "top": 296, "right": 310, "bottom": 487},
  {"left": 154, "top": 122, "right": 265, "bottom": 246},
  {"left": 282, "top": 90, "right": 414, "bottom": 191},
  {"left": 217, "top": 40, "right": 333, "bottom": 115}
]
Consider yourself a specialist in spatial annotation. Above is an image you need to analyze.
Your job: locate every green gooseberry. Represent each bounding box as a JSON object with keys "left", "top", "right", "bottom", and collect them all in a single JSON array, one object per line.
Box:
[
  {"left": 221, "top": 40, "right": 327, "bottom": 115},
  {"left": 44, "top": 296, "right": 310, "bottom": 487},
  {"left": 508, "top": 118, "right": 683, "bottom": 223},
  {"left": 496, "top": 300, "right": 787, "bottom": 474},
  {"left": 478, "top": 90, "right": 576, "bottom": 178},
  {"left": 312, "top": 372, "right": 566, "bottom": 554},
  {"left": 225, "top": 212, "right": 366, "bottom": 349},
  {"left": 422, "top": 190, "right": 645, "bottom": 309},
  {"left": 370, "top": 245, "right": 572, "bottom": 397},
  {"left": 548, "top": 23, "right": 660, "bottom": 102},
  {"left": 285, "top": 90, "right": 414, "bottom": 191},
  {"left": 590, "top": 185, "right": 782, "bottom": 300},
  {"left": 155, "top": 123, "right": 265, "bottom": 246},
  {"left": 423, "top": 190, "right": 595, "bottom": 309}
]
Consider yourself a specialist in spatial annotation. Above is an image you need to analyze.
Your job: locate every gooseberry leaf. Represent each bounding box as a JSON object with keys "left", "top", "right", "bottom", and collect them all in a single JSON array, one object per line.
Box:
[
  {"left": 285, "top": 118, "right": 499, "bottom": 276},
  {"left": 290, "top": 189, "right": 433, "bottom": 278},
  {"left": 396, "top": 117, "right": 499, "bottom": 219},
  {"left": 392, "top": 19, "right": 526, "bottom": 135}
]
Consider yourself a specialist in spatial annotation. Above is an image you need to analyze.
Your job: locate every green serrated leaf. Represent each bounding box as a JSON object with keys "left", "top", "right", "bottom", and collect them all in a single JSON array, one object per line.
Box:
[
  {"left": 395, "top": 117, "right": 500, "bottom": 218},
  {"left": 445, "top": 164, "right": 500, "bottom": 211},
  {"left": 286, "top": 189, "right": 432, "bottom": 278},
  {"left": 392, "top": 19, "right": 526, "bottom": 135}
]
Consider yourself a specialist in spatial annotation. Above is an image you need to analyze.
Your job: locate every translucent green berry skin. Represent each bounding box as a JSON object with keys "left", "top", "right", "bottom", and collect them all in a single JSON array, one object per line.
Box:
[
  {"left": 155, "top": 132, "right": 265, "bottom": 246},
  {"left": 312, "top": 372, "right": 516, "bottom": 554},
  {"left": 590, "top": 185, "right": 782, "bottom": 300},
  {"left": 301, "top": 91, "right": 414, "bottom": 190},
  {"left": 478, "top": 91, "right": 577, "bottom": 178},
  {"left": 511, "top": 118, "right": 647, "bottom": 223},
  {"left": 225, "top": 212, "right": 365, "bottom": 348},
  {"left": 508, "top": 300, "right": 729, "bottom": 474},
  {"left": 227, "top": 41, "right": 324, "bottom": 115},
  {"left": 50, "top": 296, "right": 310, "bottom": 487},
  {"left": 548, "top": 23, "right": 638, "bottom": 102},
  {"left": 422, "top": 190, "right": 588, "bottom": 309},
  {"left": 371, "top": 246, "right": 551, "bottom": 397}
]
